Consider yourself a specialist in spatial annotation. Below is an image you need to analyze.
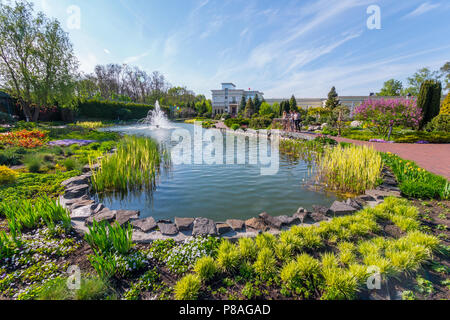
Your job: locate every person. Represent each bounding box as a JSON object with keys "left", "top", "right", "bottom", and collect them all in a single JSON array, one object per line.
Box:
[
  {"left": 289, "top": 111, "right": 295, "bottom": 132},
  {"left": 282, "top": 111, "right": 288, "bottom": 131},
  {"left": 294, "top": 111, "right": 301, "bottom": 132}
]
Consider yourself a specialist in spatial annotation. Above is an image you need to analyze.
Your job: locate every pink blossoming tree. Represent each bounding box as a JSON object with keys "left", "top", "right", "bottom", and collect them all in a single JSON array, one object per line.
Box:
[{"left": 354, "top": 98, "right": 422, "bottom": 140}]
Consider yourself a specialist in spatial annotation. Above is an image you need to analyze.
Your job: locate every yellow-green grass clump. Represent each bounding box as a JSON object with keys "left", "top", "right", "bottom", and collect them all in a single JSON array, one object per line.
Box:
[
  {"left": 91, "top": 136, "right": 169, "bottom": 194},
  {"left": 317, "top": 144, "right": 382, "bottom": 194},
  {"left": 174, "top": 274, "right": 202, "bottom": 300}
]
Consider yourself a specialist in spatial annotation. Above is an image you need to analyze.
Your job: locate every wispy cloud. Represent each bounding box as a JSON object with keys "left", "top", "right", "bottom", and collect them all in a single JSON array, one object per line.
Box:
[
  {"left": 404, "top": 2, "right": 441, "bottom": 19},
  {"left": 104, "top": 49, "right": 111, "bottom": 55}
]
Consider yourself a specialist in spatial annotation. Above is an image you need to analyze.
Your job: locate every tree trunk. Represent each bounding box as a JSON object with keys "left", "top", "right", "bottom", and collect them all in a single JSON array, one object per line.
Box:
[{"left": 32, "top": 106, "right": 40, "bottom": 122}]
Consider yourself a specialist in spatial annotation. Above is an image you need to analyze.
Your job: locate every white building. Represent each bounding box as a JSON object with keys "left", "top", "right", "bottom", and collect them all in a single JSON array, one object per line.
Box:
[{"left": 211, "top": 83, "right": 264, "bottom": 116}]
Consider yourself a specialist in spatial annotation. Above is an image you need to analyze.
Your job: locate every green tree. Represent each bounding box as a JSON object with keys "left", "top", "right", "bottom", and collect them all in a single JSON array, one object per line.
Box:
[
  {"left": 377, "top": 79, "right": 403, "bottom": 96},
  {"left": 0, "top": 1, "right": 78, "bottom": 121},
  {"left": 440, "top": 62, "right": 450, "bottom": 91},
  {"left": 253, "top": 94, "right": 261, "bottom": 114},
  {"left": 259, "top": 102, "right": 274, "bottom": 117},
  {"left": 239, "top": 96, "right": 246, "bottom": 113},
  {"left": 325, "top": 87, "right": 340, "bottom": 110},
  {"left": 417, "top": 80, "right": 442, "bottom": 129},
  {"left": 289, "top": 95, "right": 298, "bottom": 111},
  {"left": 403, "top": 68, "right": 441, "bottom": 96},
  {"left": 244, "top": 97, "right": 255, "bottom": 118}
]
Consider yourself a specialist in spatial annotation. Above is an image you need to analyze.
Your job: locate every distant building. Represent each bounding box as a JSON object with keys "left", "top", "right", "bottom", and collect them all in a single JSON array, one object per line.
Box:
[{"left": 211, "top": 83, "right": 264, "bottom": 116}]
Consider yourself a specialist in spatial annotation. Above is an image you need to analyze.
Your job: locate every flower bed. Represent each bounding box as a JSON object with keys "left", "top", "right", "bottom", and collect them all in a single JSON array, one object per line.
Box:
[{"left": 0, "top": 130, "right": 47, "bottom": 148}]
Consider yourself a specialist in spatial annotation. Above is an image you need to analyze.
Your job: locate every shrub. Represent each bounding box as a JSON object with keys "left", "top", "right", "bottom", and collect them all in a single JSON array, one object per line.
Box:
[
  {"left": 281, "top": 254, "right": 322, "bottom": 298},
  {"left": 249, "top": 117, "right": 272, "bottom": 129},
  {"left": 24, "top": 155, "right": 43, "bottom": 173},
  {"left": 230, "top": 123, "right": 240, "bottom": 131},
  {"left": 216, "top": 240, "right": 240, "bottom": 272},
  {"left": 0, "top": 165, "right": 18, "bottom": 185},
  {"left": 77, "top": 99, "right": 165, "bottom": 120},
  {"left": 0, "top": 129, "right": 47, "bottom": 148},
  {"left": 321, "top": 268, "right": 358, "bottom": 300},
  {"left": 253, "top": 247, "right": 277, "bottom": 280},
  {"left": 354, "top": 98, "right": 422, "bottom": 138},
  {"left": 440, "top": 94, "right": 450, "bottom": 114},
  {"left": 317, "top": 145, "right": 382, "bottom": 194},
  {"left": 426, "top": 114, "right": 450, "bottom": 132},
  {"left": 238, "top": 237, "right": 257, "bottom": 261},
  {"left": 174, "top": 274, "right": 202, "bottom": 300},
  {"left": 63, "top": 158, "right": 80, "bottom": 171},
  {"left": 88, "top": 251, "right": 117, "bottom": 280},
  {"left": 193, "top": 256, "right": 217, "bottom": 281},
  {"left": 418, "top": 80, "right": 441, "bottom": 129}
]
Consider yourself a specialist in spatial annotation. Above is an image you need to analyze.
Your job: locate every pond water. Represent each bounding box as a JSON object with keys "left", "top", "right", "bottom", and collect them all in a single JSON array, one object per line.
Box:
[{"left": 97, "top": 123, "right": 336, "bottom": 221}]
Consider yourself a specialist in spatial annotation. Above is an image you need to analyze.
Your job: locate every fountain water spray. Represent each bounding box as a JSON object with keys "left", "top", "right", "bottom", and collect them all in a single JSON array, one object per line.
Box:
[{"left": 139, "top": 101, "right": 173, "bottom": 129}]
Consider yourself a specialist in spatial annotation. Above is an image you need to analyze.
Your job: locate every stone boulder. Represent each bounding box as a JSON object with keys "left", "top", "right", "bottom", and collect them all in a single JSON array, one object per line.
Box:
[
  {"left": 70, "top": 200, "right": 95, "bottom": 211},
  {"left": 345, "top": 198, "right": 363, "bottom": 210},
  {"left": 115, "top": 210, "right": 140, "bottom": 225},
  {"left": 61, "top": 174, "right": 91, "bottom": 188},
  {"left": 175, "top": 217, "right": 195, "bottom": 231},
  {"left": 350, "top": 120, "right": 363, "bottom": 128},
  {"left": 293, "top": 207, "right": 310, "bottom": 223},
  {"left": 85, "top": 208, "right": 116, "bottom": 226},
  {"left": 310, "top": 212, "right": 328, "bottom": 222},
  {"left": 216, "top": 223, "right": 232, "bottom": 235},
  {"left": 327, "top": 201, "right": 358, "bottom": 216},
  {"left": 132, "top": 217, "right": 157, "bottom": 233},
  {"left": 83, "top": 163, "right": 100, "bottom": 173},
  {"left": 259, "top": 212, "right": 283, "bottom": 229},
  {"left": 276, "top": 215, "right": 300, "bottom": 226},
  {"left": 245, "top": 218, "right": 269, "bottom": 232},
  {"left": 65, "top": 184, "right": 90, "bottom": 199},
  {"left": 70, "top": 205, "right": 94, "bottom": 220},
  {"left": 312, "top": 205, "right": 329, "bottom": 215},
  {"left": 366, "top": 189, "right": 401, "bottom": 200},
  {"left": 226, "top": 219, "right": 245, "bottom": 231},
  {"left": 157, "top": 221, "right": 179, "bottom": 236},
  {"left": 192, "top": 218, "right": 218, "bottom": 237}
]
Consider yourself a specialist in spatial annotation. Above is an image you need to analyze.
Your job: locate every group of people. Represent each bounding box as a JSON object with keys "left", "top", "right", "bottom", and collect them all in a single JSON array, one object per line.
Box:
[{"left": 282, "top": 110, "right": 302, "bottom": 132}]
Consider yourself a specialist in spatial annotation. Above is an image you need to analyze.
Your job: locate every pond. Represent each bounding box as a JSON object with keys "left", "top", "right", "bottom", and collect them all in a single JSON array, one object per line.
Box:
[{"left": 97, "top": 122, "right": 336, "bottom": 221}]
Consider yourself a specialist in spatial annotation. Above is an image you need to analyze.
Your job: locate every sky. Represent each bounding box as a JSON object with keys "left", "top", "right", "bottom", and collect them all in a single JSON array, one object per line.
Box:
[{"left": 23, "top": 0, "right": 450, "bottom": 98}]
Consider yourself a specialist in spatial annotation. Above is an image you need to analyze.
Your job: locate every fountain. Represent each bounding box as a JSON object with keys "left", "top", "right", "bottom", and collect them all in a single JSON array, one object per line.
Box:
[{"left": 139, "top": 101, "right": 173, "bottom": 129}]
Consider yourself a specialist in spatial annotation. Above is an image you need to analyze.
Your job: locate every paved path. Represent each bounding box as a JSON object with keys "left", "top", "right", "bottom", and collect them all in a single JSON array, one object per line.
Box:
[{"left": 328, "top": 136, "right": 450, "bottom": 180}]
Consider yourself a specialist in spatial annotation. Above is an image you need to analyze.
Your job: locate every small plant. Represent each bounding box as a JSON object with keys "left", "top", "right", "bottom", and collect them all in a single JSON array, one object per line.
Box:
[
  {"left": 174, "top": 274, "right": 201, "bottom": 300},
  {"left": 88, "top": 251, "right": 117, "bottom": 280},
  {"left": 321, "top": 268, "right": 358, "bottom": 300},
  {"left": 216, "top": 240, "right": 240, "bottom": 272},
  {"left": 24, "top": 155, "right": 43, "bottom": 173},
  {"left": 194, "top": 256, "right": 217, "bottom": 281},
  {"left": 238, "top": 237, "right": 257, "bottom": 261},
  {"left": 0, "top": 165, "right": 18, "bottom": 185},
  {"left": 253, "top": 247, "right": 277, "bottom": 280},
  {"left": 415, "top": 275, "right": 434, "bottom": 296},
  {"left": 241, "top": 282, "right": 262, "bottom": 299},
  {"left": 401, "top": 290, "right": 416, "bottom": 300},
  {"left": 85, "top": 221, "right": 133, "bottom": 255}
]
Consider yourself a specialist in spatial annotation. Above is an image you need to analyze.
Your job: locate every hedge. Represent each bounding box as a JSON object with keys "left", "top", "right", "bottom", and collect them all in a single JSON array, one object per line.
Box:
[{"left": 77, "top": 99, "right": 165, "bottom": 120}]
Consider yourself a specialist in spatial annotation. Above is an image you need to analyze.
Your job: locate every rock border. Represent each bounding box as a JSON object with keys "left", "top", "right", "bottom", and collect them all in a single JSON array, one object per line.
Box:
[{"left": 61, "top": 161, "right": 401, "bottom": 244}]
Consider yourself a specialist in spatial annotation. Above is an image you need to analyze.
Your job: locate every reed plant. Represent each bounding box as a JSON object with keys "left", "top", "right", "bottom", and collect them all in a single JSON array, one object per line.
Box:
[
  {"left": 85, "top": 221, "right": 133, "bottom": 255},
  {"left": 91, "top": 135, "right": 169, "bottom": 195},
  {"left": 316, "top": 144, "right": 382, "bottom": 194}
]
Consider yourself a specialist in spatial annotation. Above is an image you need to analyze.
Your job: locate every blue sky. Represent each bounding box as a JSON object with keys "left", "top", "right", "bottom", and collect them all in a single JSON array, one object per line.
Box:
[{"left": 28, "top": 0, "right": 450, "bottom": 98}]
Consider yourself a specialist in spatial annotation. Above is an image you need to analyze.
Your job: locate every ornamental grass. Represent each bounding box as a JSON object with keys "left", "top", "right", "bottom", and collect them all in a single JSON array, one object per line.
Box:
[
  {"left": 91, "top": 135, "right": 170, "bottom": 195},
  {"left": 316, "top": 145, "right": 382, "bottom": 194}
]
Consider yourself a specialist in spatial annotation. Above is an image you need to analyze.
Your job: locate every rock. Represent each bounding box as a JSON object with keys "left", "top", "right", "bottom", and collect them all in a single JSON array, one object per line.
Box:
[
  {"left": 115, "top": 210, "right": 140, "bottom": 225},
  {"left": 59, "top": 195, "right": 90, "bottom": 209},
  {"left": 92, "top": 203, "right": 106, "bottom": 214},
  {"left": 85, "top": 209, "right": 117, "bottom": 226},
  {"left": 293, "top": 211, "right": 310, "bottom": 223},
  {"left": 61, "top": 174, "right": 90, "bottom": 188},
  {"left": 226, "top": 219, "right": 245, "bottom": 231},
  {"left": 310, "top": 212, "right": 328, "bottom": 222},
  {"left": 216, "top": 223, "right": 232, "bottom": 235},
  {"left": 157, "top": 221, "right": 178, "bottom": 236},
  {"left": 132, "top": 217, "right": 157, "bottom": 233},
  {"left": 70, "top": 205, "right": 93, "bottom": 220},
  {"left": 366, "top": 189, "right": 400, "bottom": 200},
  {"left": 245, "top": 218, "right": 269, "bottom": 232},
  {"left": 313, "top": 205, "right": 328, "bottom": 215},
  {"left": 356, "top": 194, "right": 376, "bottom": 202},
  {"left": 276, "top": 215, "right": 300, "bottom": 225},
  {"left": 327, "top": 201, "right": 358, "bottom": 216},
  {"left": 175, "top": 217, "right": 195, "bottom": 231},
  {"left": 70, "top": 200, "right": 95, "bottom": 210},
  {"left": 350, "top": 120, "right": 363, "bottom": 128},
  {"left": 259, "top": 212, "right": 283, "bottom": 229},
  {"left": 65, "top": 184, "right": 90, "bottom": 199},
  {"left": 192, "top": 218, "right": 218, "bottom": 237},
  {"left": 345, "top": 198, "right": 363, "bottom": 210}
]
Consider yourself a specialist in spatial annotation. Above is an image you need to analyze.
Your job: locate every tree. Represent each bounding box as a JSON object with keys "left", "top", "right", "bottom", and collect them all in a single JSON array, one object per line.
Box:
[
  {"left": 259, "top": 102, "right": 275, "bottom": 118},
  {"left": 333, "top": 105, "right": 350, "bottom": 136},
  {"left": 239, "top": 96, "right": 246, "bottom": 113},
  {"left": 417, "top": 80, "right": 442, "bottom": 130},
  {"left": 355, "top": 98, "right": 422, "bottom": 139},
  {"left": 440, "top": 62, "right": 450, "bottom": 92},
  {"left": 253, "top": 94, "right": 261, "bottom": 114},
  {"left": 403, "top": 68, "right": 441, "bottom": 96},
  {"left": 377, "top": 79, "right": 403, "bottom": 96},
  {"left": 325, "top": 87, "right": 340, "bottom": 110},
  {"left": 244, "top": 98, "right": 255, "bottom": 118},
  {"left": 289, "top": 95, "right": 298, "bottom": 111},
  {"left": 0, "top": 1, "right": 78, "bottom": 121},
  {"left": 441, "top": 94, "right": 450, "bottom": 115}
]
